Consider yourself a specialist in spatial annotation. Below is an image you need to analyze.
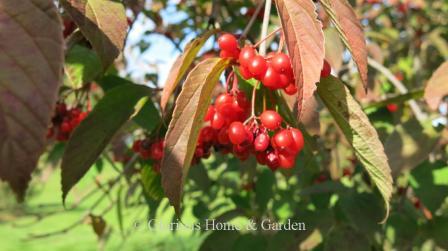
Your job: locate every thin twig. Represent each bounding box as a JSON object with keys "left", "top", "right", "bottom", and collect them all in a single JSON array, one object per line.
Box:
[
  {"left": 259, "top": 0, "right": 272, "bottom": 56},
  {"left": 241, "top": 1, "right": 265, "bottom": 40},
  {"left": 367, "top": 57, "right": 427, "bottom": 121}
]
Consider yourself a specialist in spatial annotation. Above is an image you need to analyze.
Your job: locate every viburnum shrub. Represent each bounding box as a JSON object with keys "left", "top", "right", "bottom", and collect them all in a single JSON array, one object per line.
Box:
[{"left": 47, "top": 101, "right": 89, "bottom": 142}]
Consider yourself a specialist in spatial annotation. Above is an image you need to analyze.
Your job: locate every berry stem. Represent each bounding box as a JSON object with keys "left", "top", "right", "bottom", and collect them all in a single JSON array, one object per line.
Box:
[
  {"left": 277, "top": 32, "right": 285, "bottom": 53},
  {"left": 255, "top": 27, "right": 281, "bottom": 52},
  {"left": 258, "top": 0, "right": 273, "bottom": 56},
  {"left": 251, "top": 81, "right": 259, "bottom": 117}
]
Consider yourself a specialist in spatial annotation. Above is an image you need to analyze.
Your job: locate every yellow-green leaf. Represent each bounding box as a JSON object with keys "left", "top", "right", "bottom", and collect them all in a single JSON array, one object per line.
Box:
[
  {"left": 161, "top": 58, "right": 230, "bottom": 215},
  {"left": 317, "top": 76, "right": 393, "bottom": 222}
]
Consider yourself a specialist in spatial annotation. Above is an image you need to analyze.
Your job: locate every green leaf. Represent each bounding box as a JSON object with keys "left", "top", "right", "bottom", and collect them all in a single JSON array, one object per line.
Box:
[
  {"left": 61, "top": 0, "right": 128, "bottom": 70},
  {"left": 428, "top": 216, "right": 448, "bottom": 249},
  {"left": 410, "top": 161, "right": 448, "bottom": 212},
  {"left": 133, "top": 97, "right": 161, "bottom": 132},
  {"left": 0, "top": 0, "right": 64, "bottom": 199},
  {"left": 317, "top": 76, "right": 393, "bottom": 222},
  {"left": 141, "top": 164, "right": 164, "bottom": 200},
  {"left": 160, "top": 29, "right": 218, "bottom": 111},
  {"left": 61, "top": 84, "right": 151, "bottom": 203},
  {"left": 96, "top": 74, "right": 129, "bottom": 91},
  {"left": 324, "top": 225, "right": 370, "bottom": 251},
  {"left": 161, "top": 58, "right": 230, "bottom": 215},
  {"left": 255, "top": 169, "right": 275, "bottom": 213},
  {"left": 385, "top": 119, "right": 439, "bottom": 176},
  {"left": 64, "top": 45, "right": 102, "bottom": 89},
  {"left": 116, "top": 185, "right": 124, "bottom": 238}
]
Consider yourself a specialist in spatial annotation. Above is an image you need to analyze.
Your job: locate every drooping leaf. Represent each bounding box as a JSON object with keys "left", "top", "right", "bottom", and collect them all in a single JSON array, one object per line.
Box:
[
  {"left": 61, "top": 84, "right": 151, "bottom": 203},
  {"left": 133, "top": 97, "right": 161, "bottom": 132},
  {"left": 160, "top": 29, "right": 217, "bottom": 111},
  {"left": 276, "top": 0, "right": 325, "bottom": 120},
  {"left": 0, "top": 0, "right": 64, "bottom": 199},
  {"left": 324, "top": 28, "right": 344, "bottom": 71},
  {"left": 141, "top": 164, "right": 164, "bottom": 200},
  {"left": 161, "top": 58, "right": 230, "bottom": 215},
  {"left": 64, "top": 45, "right": 102, "bottom": 89},
  {"left": 384, "top": 119, "right": 439, "bottom": 176},
  {"left": 61, "top": 0, "right": 128, "bottom": 70},
  {"left": 317, "top": 76, "right": 393, "bottom": 222},
  {"left": 321, "top": 0, "right": 368, "bottom": 89},
  {"left": 424, "top": 61, "right": 448, "bottom": 110}
]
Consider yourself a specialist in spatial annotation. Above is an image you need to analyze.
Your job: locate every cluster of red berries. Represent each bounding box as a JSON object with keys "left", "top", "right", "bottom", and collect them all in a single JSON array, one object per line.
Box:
[
  {"left": 197, "top": 90, "right": 304, "bottom": 170},
  {"left": 217, "top": 33, "right": 332, "bottom": 94},
  {"left": 47, "top": 102, "right": 88, "bottom": 142},
  {"left": 132, "top": 138, "right": 164, "bottom": 173}
]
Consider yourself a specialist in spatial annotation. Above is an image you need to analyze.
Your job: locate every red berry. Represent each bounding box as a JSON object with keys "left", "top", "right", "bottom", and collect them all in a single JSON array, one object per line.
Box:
[
  {"left": 132, "top": 140, "right": 142, "bottom": 153},
  {"left": 211, "top": 112, "right": 226, "bottom": 129},
  {"left": 254, "top": 132, "right": 270, "bottom": 152},
  {"left": 60, "top": 121, "right": 72, "bottom": 133},
  {"left": 278, "top": 74, "right": 291, "bottom": 88},
  {"left": 260, "top": 110, "right": 282, "bottom": 130},
  {"left": 289, "top": 128, "right": 304, "bottom": 153},
  {"left": 321, "top": 60, "right": 331, "bottom": 78},
  {"left": 273, "top": 129, "right": 294, "bottom": 149},
  {"left": 228, "top": 122, "right": 248, "bottom": 145},
  {"left": 387, "top": 103, "right": 398, "bottom": 113},
  {"left": 284, "top": 83, "right": 297, "bottom": 95},
  {"left": 220, "top": 49, "right": 240, "bottom": 60},
  {"left": 278, "top": 152, "right": 295, "bottom": 169},
  {"left": 262, "top": 66, "right": 281, "bottom": 89},
  {"left": 342, "top": 168, "right": 352, "bottom": 177},
  {"left": 150, "top": 141, "right": 164, "bottom": 160},
  {"left": 217, "top": 128, "right": 230, "bottom": 145},
  {"left": 200, "top": 126, "right": 216, "bottom": 143},
  {"left": 248, "top": 55, "right": 268, "bottom": 79},
  {"left": 218, "top": 33, "right": 238, "bottom": 52},
  {"left": 239, "top": 65, "right": 253, "bottom": 80},
  {"left": 266, "top": 151, "right": 279, "bottom": 171},
  {"left": 204, "top": 105, "right": 215, "bottom": 121},
  {"left": 239, "top": 46, "right": 256, "bottom": 67},
  {"left": 215, "top": 93, "right": 233, "bottom": 114},
  {"left": 271, "top": 53, "right": 291, "bottom": 73},
  {"left": 256, "top": 151, "right": 267, "bottom": 165}
]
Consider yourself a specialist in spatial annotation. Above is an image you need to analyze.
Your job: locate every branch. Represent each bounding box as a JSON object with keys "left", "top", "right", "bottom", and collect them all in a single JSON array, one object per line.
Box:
[
  {"left": 241, "top": 1, "right": 265, "bottom": 40},
  {"left": 367, "top": 57, "right": 427, "bottom": 121},
  {"left": 259, "top": 0, "right": 272, "bottom": 56}
]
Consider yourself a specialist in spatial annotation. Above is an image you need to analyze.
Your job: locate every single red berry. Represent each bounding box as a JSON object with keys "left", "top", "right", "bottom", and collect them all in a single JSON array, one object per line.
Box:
[
  {"left": 386, "top": 103, "right": 398, "bottom": 113},
  {"left": 321, "top": 60, "right": 331, "bottom": 78},
  {"left": 256, "top": 151, "right": 267, "bottom": 165},
  {"left": 271, "top": 53, "right": 291, "bottom": 73},
  {"left": 239, "top": 65, "right": 253, "bottom": 80},
  {"left": 254, "top": 132, "right": 270, "bottom": 152},
  {"left": 266, "top": 151, "right": 280, "bottom": 171},
  {"left": 150, "top": 141, "right": 164, "bottom": 160},
  {"left": 217, "top": 127, "right": 230, "bottom": 145},
  {"left": 278, "top": 152, "right": 296, "bottom": 169},
  {"left": 273, "top": 129, "right": 294, "bottom": 149},
  {"left": 248, "top": 55, "right": 268, "bottom": 79},
  {"left": 218, "top": 33, "right": 238, "bottom": 52},
  {"left": 284, "top": 83, "right": 297, "bottom": 95},
  {"left": 260, "top": 110, "right": 282, "bottom": 130},
  {"left": 278, "top": 74, "right": 291, "bottom": 89},
  {"left": 211, "top": 112, "right": 226, "bottom": 129},
  {"left": 204, "top": 105, "right": 215, "bottom": 121},
  {"left": 414, "top": 198, "right": 421, "bottom": 209},
  {"left": 342, "top": 168, "right": 352, "bottom": 177},
  {"left": 215, "top": 93, "right": 234, "bottom": 115},
  {"left": 132, "top": 140, "right": 142, "bottom": 153},
  {"left": 195, "top": 146, "right": 204, "bottom": 158},
  {"left": 200, "top": 126, "right": 216, "bottom": 143},
  {"left": 289, "top": 128, "right": 304, "bottom": 154},
  {"left": 228, "top": 122, "right": 248, "bottom": 145},
  {"left": 262, "top": 66, "right": 281, "bottom": 89},
  {"left": 60, "top": 121, "right": 72, "bottom": 133},
  {"left": 239, "top": 46, "right": 256, "bottom": 67},
  {"left": 219, "top": 49, "right": 240, "bottom": 60}
]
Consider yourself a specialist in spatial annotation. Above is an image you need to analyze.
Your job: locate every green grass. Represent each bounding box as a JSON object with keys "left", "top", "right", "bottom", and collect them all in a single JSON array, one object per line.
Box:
[{"left": 0, "top": 164, "right": 204, "bottom": 251}]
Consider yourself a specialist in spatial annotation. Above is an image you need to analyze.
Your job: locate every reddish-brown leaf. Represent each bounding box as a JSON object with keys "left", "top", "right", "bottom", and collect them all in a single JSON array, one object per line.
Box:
[
  {"left": 0, "top": 0, "right": 64, "bottom": 199},
  {"left": 61, "top": 0, "right": 128, "bottom": 70},
  {"left": 161, "top": 58, "right": 230, "bottom": 214},
  {"left": 321, "top": 0, "right": 368, "bottom": 89},
  {"left": 160, "top": 29, "right": 217, "bottom": 111},
  {"left": 424, "top": 61, "right": 448, "bottom": 110},
  {"left": 276, "top": 0, "right": 325, "bottom": 120}
]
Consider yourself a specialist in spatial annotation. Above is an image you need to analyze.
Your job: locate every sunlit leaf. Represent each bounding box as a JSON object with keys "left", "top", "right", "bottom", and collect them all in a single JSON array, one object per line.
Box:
[
  {"left": 424, "top": 61, "right": 448, "bottom": 110},
  {"left": 64, "top": 45, "right": 102, "bottom": 89},
  {"left": 160, "top": 29, "right": 217, "bottom": 111},
  {"left": 317, "top": 76, "right": 393, "bottom": 222},
  {"left": 61, "top": 0, "right": 128, "bottom": 70},
  {"left": 276, "top": 0, "right": 325, "bottom": 120},
  {"left": 161, "top": 58, "right": 230, "bottom": 215}
]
